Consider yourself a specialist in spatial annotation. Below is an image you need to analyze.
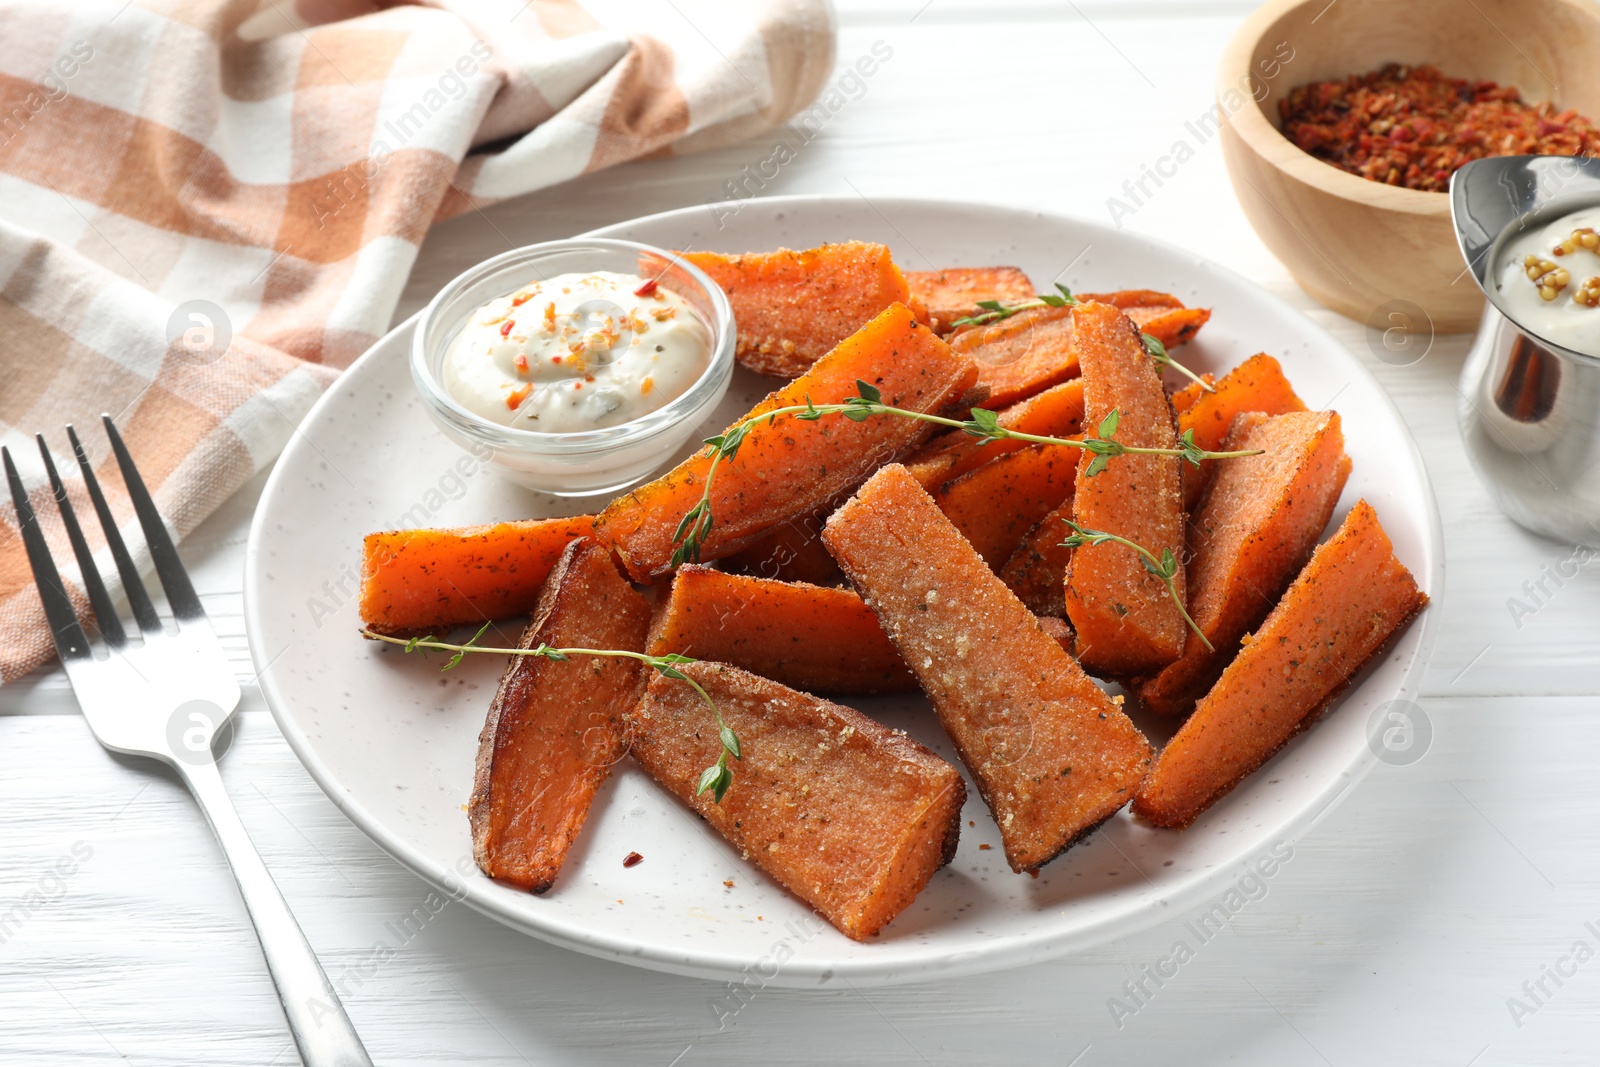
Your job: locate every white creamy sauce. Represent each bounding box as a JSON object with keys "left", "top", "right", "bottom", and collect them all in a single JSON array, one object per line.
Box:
[
  {"left": 442, "top": 271, "right": 710, "bottom": 433},
  {"left": 1497, "top": 206, "right": 1600, "bottom": 356}
]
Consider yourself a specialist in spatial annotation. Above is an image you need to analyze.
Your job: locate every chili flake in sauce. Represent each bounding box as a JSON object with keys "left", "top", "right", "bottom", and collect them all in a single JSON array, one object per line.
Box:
[{"left": 1279, "top": 64, "right": 1600, "bottom": 193}]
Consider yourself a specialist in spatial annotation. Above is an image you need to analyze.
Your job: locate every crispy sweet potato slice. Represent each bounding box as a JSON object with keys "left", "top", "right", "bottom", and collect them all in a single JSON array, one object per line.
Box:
[
  {"left": 593, "top": 303, "right": 977, "bottom": 582},
  {"left": 822, "top": 464, "right": 1152, "bottom": 872},
  {"left": 1136, "top": 411, "right": 1350, "bottom": 716},
  {"left": 718, "top": 512, "right": 844, "bottom": 586},
  {"left": 648, "top": 566, "right": 916, "bottom": 694},
  {"left": 950, "top": 306, "right": 1078, "bottom": 410},
  {"left": 1077, "top": 289, "right": 1185, "bottom": 310},
  {"left": 1177, "top": 354, "right": 1307, "bottom": 508},
  {"left": 905, "top": 266, "right": 1036, "bottom": 334},
  {"left": 628, "top": 662, "right": 966, "bottom": 940},
  {"left": 468, "top": 539, "right": 651, "bottom": 893},
  {"left": 1128, "top": 305, "right": 1211, "bottom": 349},
  {"left": 682, "top": 242, "right": 913, "bottom": 378},
  {"left": 998, "top": 496, "right": 1076, "bottom": 617},
  {"left": 949, "top": 294, "right": 1208, "bottom": 410},
  {"left": 905, "top": 378, "right": 1085, "bottom": 489},
  {"left": 360, "top": 515, "right": 595, "bottom": 634},
  {"left": 1169, "top": 374, "right": 1215, "bottom": 415},
  {"left": 935, "top": 444, "right": 1078, "bottom": 569},
  {"left": 1063, "top": 302, "right": 1187, "bottom": 676},
  {"left": 1133, "top": 500, "right": 1426, "bottom": 828},
  {"left": 1035, "top": 614, "right": 1075, "bottom": 653}
]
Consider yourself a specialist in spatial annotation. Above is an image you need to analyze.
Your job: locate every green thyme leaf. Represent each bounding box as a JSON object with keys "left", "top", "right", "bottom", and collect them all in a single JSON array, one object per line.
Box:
[
  {"left": 672, "top": 503, "right": 703, "bottom": 544},
  {"left": 720, "top": 425, "right": 749, "bottom": 462},
  {"left": 696, "top": 763, "right": 724, "bottom": 798},
  {"left": 968, "top": 407, "right": 1001, "bottom": 436}
]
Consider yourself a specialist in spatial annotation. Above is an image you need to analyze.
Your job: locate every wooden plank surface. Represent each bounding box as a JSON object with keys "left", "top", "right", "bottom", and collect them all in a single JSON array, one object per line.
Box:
[{"left": 3, "top": 5, "right": 1598, "bottom": 1063}]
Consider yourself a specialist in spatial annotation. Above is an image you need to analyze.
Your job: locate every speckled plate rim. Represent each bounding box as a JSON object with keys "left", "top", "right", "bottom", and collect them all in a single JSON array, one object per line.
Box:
[{"left": 244, "top": 195, "right": 1443, "bottom": 986}]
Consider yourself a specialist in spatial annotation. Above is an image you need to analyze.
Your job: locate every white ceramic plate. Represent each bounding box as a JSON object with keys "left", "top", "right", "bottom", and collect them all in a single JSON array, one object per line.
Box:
[{"left": 245, "top": 197, "right": 1441, "bottom": 987}]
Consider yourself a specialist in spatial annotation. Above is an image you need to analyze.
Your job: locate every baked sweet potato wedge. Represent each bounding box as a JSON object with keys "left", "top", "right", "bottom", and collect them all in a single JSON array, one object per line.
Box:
[
  {"left": 949, "top": 306, "right": 1078, "bottom": 410},
  {"left": 593, "top": 303, "right": 977, "bottom": 582},
  {"left": 1063, "top": 302, "right": 1188, "bottom": 676},
  {"left": 682, "top": 242, "right": 913, "bottom": 378},
  {"left": 360, "top": 515, "right": 595, "bottom": 635},
  {"left": 935, "top": 444, "right": 1078, "bottom": 569},
  {"left": 1127, "top": 305, "right": 1211, "bottom": 350},
  {"left": 822, "top": 464, "right": 1153, "bottom": 873},
  {"left": 648, "top": 566, "right": 916, "bottom": 694},
  {"left": 628, "top": 662, "right": 966, "bottom": 940},
  {"left": 1133, "top": 500, "right": 1427, "bottom": 828},
  {"left": 468, "top": 539, "right": 651, "bottom": 893},
  {"left": 1169, "top": 374, "right": 1215, "bottom": 415},
  {"left": 905, "top": 266, "right": 1035, "bottom": 334},
  {"left": 1088, "top": 292, "right": 1210, "bottom": 351},
  {"left": 718, "top": 512, "right": 843, "bottom": 586},
  {"left": 948, "top": 293, "right": 1208, "bottom": 410},
  {"left": 904, "top": 378, "right": 1085, "bottom": 489},
  {"left": 907, "top": 292, "right": 932, "bottom": 326},
  {"left": 998, "top": 496, "right": 1076, "bottom": 617},
  {"left": 1176, "top": 354, "right": 1307, "bottom": 509},
  {"left": 1034, "top": 614, "right": 1076, "bottom": 654},
  {"left": 1077, "top": 289, "right": 1185, "bottom": 310},
  {"left": 1136, "top": 411, "right": 1349, "bottom": 716}
]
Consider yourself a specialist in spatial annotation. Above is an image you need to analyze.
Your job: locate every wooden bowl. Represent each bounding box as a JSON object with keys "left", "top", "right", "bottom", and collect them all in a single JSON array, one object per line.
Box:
[{"left": 1218, "top": 0, "right": 1600, "bottom": 333}]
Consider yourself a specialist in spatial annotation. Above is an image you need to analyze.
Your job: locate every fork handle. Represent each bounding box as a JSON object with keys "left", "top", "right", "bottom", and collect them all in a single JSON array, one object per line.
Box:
[{"left": 179, "top": 759, "right": 374, "bottom": 1067}]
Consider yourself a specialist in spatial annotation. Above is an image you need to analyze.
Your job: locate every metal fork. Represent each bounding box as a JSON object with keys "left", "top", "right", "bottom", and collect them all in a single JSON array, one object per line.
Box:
[{"left": 4, "top": 416, "right": 372, "bottom": 1067}]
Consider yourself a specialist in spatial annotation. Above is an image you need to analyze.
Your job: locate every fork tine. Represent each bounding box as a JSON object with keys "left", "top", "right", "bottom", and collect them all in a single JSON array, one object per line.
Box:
[
  {"left": 4, "top": 447, "right": 93, "bottom": 662},
  {"left": 37, "top": 435, "right": 128, "bottom": 648},
  {"left": 102, "top": 414, "right": 204, "bottom": 621},
  {"left": 67, "top": 424, "right": 163, "bottom": 633}
]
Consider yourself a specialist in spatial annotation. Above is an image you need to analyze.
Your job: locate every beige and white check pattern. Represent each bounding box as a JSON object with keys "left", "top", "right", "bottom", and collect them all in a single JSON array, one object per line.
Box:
[{"left": 0, "top": 0, "right": 835, "bottom": 682}]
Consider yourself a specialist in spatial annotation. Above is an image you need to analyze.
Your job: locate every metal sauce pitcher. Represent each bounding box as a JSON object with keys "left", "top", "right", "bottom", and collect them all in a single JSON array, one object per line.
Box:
[{"left": 1453, "top": 155, "right": 1600, "bottom": 545}]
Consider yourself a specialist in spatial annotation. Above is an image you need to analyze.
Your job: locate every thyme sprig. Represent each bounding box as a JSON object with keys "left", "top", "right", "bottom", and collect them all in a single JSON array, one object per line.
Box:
[
  {"left": 1058, "top": 521, "right": 1213, "bottom": 652},
  {"left": 362, "top": 625, "right": 741, "bottom": 802},
  {"left": 949, "top": 282, "right": 1079, "bottom": 328},
  {"left": 949, "top": 285, "right": 1214, "bottom": 394},
  {"left": 1137, "top": 331, "right": 1213, "bottom": 393},
  {"left": 669, "top": 381, "right": 1263, "bottom": 565}
]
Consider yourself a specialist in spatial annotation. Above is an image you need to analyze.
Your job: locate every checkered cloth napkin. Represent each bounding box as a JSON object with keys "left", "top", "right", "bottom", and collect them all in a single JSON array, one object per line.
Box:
[{"left": 0, "top": 0, "right": 834, "bottom": 683}]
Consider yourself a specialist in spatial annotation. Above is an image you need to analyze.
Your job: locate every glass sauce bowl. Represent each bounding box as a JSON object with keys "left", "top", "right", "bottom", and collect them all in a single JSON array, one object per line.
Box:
[{"left": 411, "top": 238, "right": 734, "bottom": 497}]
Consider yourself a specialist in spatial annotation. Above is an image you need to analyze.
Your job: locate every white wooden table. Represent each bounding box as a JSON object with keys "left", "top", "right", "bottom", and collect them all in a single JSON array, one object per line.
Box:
[{"left": 5, "top": 2, "right": 1600, "bottom": 1063}]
